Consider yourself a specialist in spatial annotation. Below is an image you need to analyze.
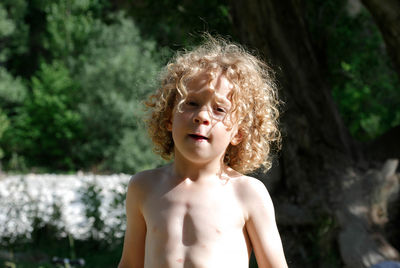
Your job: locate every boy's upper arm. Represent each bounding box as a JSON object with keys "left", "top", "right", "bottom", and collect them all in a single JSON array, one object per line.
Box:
[
  {"left": 242, "top": 178, "right": 288, "bottom": 268},
  {"left": 118, "top": 174, "right": 147, "bottom": 268}
]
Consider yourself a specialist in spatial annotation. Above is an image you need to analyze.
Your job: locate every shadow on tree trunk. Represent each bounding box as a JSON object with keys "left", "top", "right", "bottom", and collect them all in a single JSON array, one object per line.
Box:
[{"left": 229, "top": 0, "right": 400, "bottom": 267}]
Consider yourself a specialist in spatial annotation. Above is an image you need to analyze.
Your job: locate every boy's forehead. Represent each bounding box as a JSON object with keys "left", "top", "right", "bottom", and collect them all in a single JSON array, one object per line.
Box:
[{"left": 186, "top": 71, "right": 234, "bottom": 97}]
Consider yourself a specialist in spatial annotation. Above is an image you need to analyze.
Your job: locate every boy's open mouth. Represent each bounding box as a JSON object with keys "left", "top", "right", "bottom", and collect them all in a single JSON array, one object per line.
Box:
[{"left": 188, "top": 134, "right": 209, "bottom": 141}]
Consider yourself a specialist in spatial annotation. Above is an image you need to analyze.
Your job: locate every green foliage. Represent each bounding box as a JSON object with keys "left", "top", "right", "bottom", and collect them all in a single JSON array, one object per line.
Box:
[
  {"left": 307, "top": 215, "right": 341, "bottom": 267},
  {"left": 1, "top": 1, "right": 163, "bottom": 173},
  {"left": 81, "top": 181, "right": 104, "bottom": 241},
  {"left": 329, "top": 9, "right": 400, "bottom": 141},
  {"left": 0, "top": 4, "right": 15, "bottom": 38},
  {"left": 0, "top": 67, "right": 27, "bottom": 161},
  {"left": 0, "top": 0, "right": 28, "bottom": 64},
  {"left": 42, "top": 0, "right": 109, "bottom": 66},
  {"left": 306, "top": 0, "right": 400, "bottom": 141},
  {"left": 74, "top": 13, "right": 163, "bottom": 172},
  {"left": 111, "top": 129, "right": 160, "bottom": 173},
  {"left": 5, "top": 62, "right": 83, "bottom": 170},
  {"left": 0, "top": 109, "right": 9, "bottom": 159},
  {"left": 0, "top": 175, "right": 128, "bottom": 267},
  {"left": 0, "top": 68, "right": 27, "bottom": 106},
  {"left": 106, "top": 182, "right": 127, "bottom": 245},
  {"left": 121, "top": 0, "right": 233, "bottom": 50}
]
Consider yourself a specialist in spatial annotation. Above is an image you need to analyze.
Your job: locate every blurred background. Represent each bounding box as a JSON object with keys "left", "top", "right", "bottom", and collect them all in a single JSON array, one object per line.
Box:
[{"left": 0, "top": 0, "right": 399, "bottom": 267}]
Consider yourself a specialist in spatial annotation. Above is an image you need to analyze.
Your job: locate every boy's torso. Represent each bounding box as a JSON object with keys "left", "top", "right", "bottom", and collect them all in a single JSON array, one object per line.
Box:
[{"left": 140, "top": 166, "right": 252, "bottom": 268}]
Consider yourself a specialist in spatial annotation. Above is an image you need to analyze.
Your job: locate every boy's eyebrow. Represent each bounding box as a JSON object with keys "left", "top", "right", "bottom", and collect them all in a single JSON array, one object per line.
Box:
[
  {"left": 214, "top": 95, "right": 231, "bottom": 107},
  {"left": 188, "top": 90, "right": 231, "bottom": 107}
]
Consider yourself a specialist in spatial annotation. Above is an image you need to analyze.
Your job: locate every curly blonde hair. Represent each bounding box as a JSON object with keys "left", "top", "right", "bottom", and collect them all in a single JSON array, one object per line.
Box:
[{"left": 145, "top": 36, "right": 281, "bottom": 174}]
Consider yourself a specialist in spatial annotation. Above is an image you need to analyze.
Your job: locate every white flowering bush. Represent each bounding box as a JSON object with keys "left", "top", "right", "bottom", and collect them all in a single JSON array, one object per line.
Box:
[{"left": 0, "top": 173, "right": 130, "bottom": 246}]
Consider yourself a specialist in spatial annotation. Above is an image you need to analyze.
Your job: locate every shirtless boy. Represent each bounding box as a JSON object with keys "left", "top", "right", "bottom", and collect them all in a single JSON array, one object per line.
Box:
[{"left": 118, "top": 36, "right": 288, "bottom": 268}]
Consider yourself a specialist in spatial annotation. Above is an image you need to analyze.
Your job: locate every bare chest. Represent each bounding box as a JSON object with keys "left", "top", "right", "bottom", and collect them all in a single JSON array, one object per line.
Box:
[
  {"left": 141, "top": 179, "right": 250, "bottom": 267},
  {"left": 143, "top": 182, "right": 245, "bottom": 240}
]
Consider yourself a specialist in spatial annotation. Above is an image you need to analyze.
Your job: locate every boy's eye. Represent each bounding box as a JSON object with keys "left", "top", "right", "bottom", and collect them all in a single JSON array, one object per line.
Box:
[
  {"left": 216, "top": 107, "right": 226, "bottom": 113},
  {"left": 187, "top": 101, "right": 198, "bottom": 106}
]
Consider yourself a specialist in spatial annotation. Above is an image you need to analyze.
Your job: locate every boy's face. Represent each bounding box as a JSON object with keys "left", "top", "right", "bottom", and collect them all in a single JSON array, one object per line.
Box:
[{"left": 168, "top": 71, "right": 242, "bottom": 165}]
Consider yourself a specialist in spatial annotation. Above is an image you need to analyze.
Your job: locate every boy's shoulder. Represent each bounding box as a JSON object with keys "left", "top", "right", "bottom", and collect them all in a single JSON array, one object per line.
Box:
[
  {"left": 129, "top": 165, "right": 166, "bottom": 183},
  {"left": 230, "top": 173, "right": 274, "bottom": 219},
  {"left": 225, "top": 167, "right": 267, "bottom": 193},
  {"left": 231, "top": 174, "right": 270, "bottom": 198},
  {"left": 127, "top": 165, "right": 169, "bottom": 196}
]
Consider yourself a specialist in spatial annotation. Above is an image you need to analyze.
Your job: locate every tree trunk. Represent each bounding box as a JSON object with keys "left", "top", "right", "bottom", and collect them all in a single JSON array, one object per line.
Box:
[
  {"left": 229, "top": 0, "right": 400, "bottom": 267},
  {"left": 361, "top": 0, "right": 400, "bottom": 78}
]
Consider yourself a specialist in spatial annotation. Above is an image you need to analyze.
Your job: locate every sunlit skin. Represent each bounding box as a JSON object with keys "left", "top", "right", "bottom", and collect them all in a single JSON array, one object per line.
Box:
[{"left": 118, "top": 72, "right": 288, "bottom": 268}]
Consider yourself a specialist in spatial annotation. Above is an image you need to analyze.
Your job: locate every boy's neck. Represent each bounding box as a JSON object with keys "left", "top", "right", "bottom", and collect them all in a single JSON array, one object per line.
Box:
[{"left": 171, "top": 151, "right": 226, "bottom": 182}]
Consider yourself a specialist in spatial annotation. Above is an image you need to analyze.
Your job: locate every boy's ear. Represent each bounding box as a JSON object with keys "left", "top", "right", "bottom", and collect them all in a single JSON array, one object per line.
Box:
[
  {"left": 167, "top": 114, "right": 174, "bottom": 131},
  {"left": 230, "top": 129, "right": 243, "bottom": 146},
  {"left": 167, "top": 120, "right": 172, "bottom": 131}
]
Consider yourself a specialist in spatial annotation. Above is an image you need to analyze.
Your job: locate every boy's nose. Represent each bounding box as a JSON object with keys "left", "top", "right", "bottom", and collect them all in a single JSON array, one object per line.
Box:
[{"left": 193, "top": 110, "right": 210, "bottom": 125}]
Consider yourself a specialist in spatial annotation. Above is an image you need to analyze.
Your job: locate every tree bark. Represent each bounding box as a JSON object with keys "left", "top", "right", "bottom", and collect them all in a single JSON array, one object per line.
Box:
[
  {"left": 361, "top": 0, "right": 400, "bottom": 78},
  {"left": 229, "top": 0, "right": 400, "bottom": 267},
  {"left": 336, "top": 159, "right": 400, "bottom": 267}
]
